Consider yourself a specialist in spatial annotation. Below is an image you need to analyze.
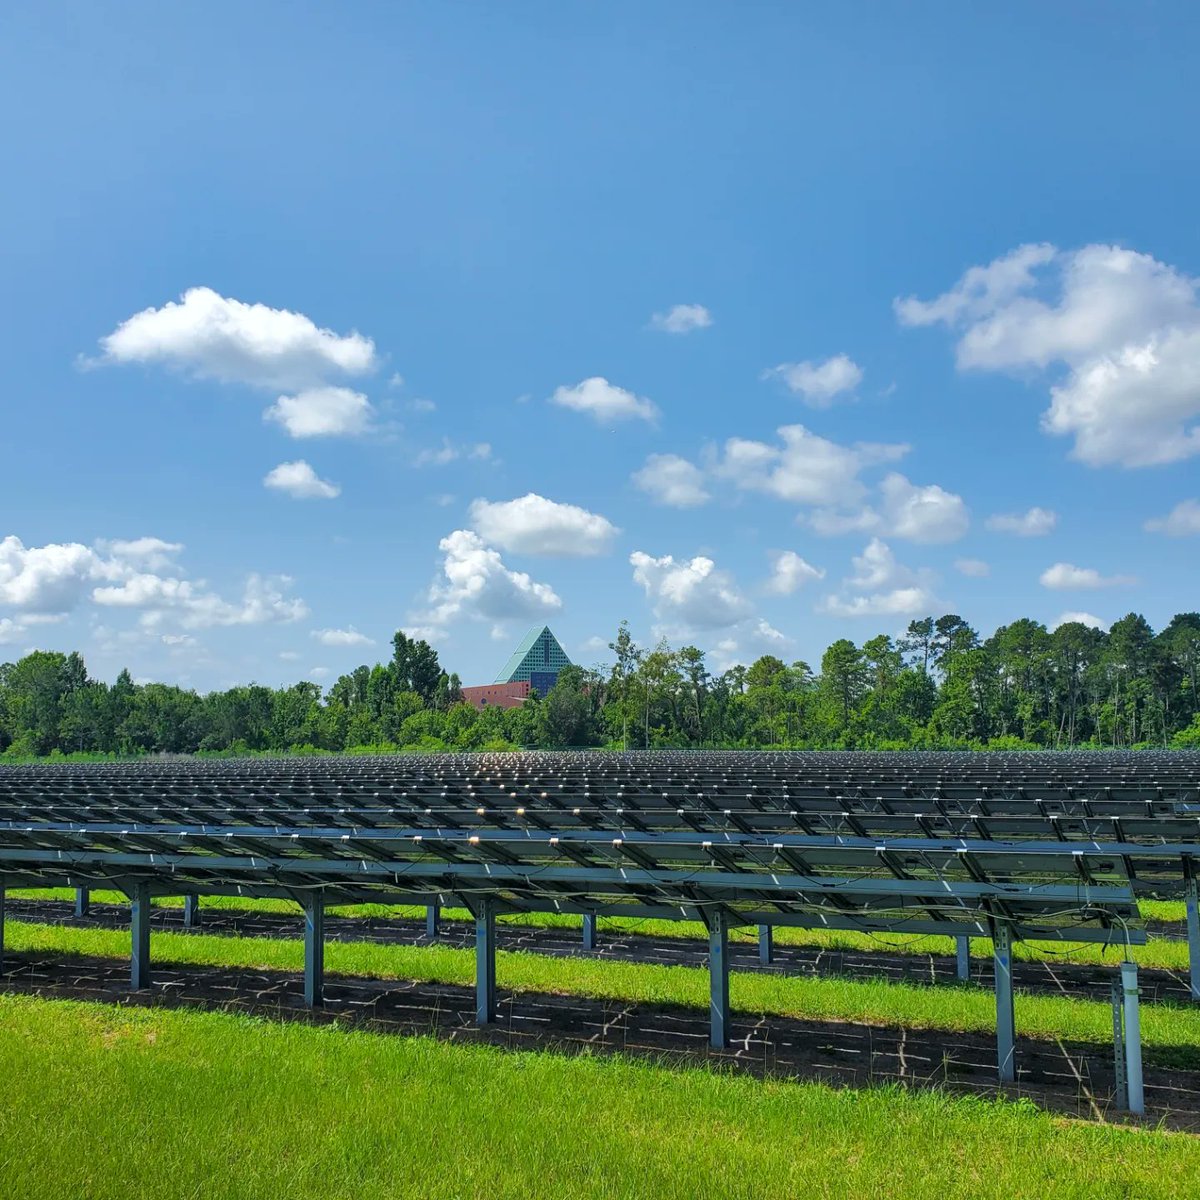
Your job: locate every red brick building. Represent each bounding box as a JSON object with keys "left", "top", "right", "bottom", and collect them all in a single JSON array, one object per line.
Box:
[{"left": 459, "top": 680, "right": 531, "bottom": 711}]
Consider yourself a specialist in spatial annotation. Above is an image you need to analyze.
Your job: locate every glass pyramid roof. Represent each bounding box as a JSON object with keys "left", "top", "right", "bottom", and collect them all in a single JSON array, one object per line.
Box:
[{"left": 494, "top": 626, "right": 573, "bottom": 683}]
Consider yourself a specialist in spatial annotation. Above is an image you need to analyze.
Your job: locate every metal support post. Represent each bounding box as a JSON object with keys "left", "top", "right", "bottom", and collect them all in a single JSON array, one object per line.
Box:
[
  {"left": 1122, "top": 961, "right": 1144, "bottom": 1116},
  {"left": 183, "top": 895, "right": 201, "bottom": 929},
  {"left": 1186, "top": 876, "right": 1200, "bottom": 1001},
  {"left": 74, "top": 887, "right": 90, "bottom": 918},
  {"left": 709, "top": 909, "right": 730, "bottom": 1049},
  {"left": 1111, "top": 978, "right": 1127, "bottom": 1111},
  {"left": 425, "top": 903, "right": 440, "bottom": 940},
  {"left": 956, "top": 936, "right": 970, "bottom": 982},
  {"left": 130, "top": 884, "right": 151, "bottom": 990},
  {"left": 476, "top": 898, "right": 497, "bottom": 1025},
  {"left": 582, "top": 913, "right": 597, "bottom": 951},
  {"left": 758, "top": 923, "right": 773, "bottom": 965},
  {"left": 304, "top": 896, "right": 325, "bottom": 1008},
  {"left": 993, "top": 922, "right": 1015, "bottom": 1083}
]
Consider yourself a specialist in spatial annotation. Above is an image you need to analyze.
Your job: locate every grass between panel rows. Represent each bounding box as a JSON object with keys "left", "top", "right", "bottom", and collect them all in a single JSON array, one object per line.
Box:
[
  {"left": 9, "top": 888, "right": 1188, "bottom": 971},
  {"left": 0, "top": 993, "right": 1196, "bottom": 1200},
  {"left": 1142, "top": 900, "right": 1187, "bottom": 923},
  {"left": 7, "top": 919, "right": 1200, "bottom": 1063}
]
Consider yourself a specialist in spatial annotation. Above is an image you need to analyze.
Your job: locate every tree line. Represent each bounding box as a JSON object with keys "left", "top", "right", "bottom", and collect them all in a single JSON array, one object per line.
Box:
[{"left": 2, "top": 613, "right": 1200, "bottom": 759}]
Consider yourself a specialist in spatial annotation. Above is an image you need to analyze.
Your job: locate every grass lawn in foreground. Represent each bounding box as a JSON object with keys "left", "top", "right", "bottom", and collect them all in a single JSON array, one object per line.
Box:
[
  {"left": 7, "top": 919, "right": 1200, "bottom": 1064},
  {"left": 0, "top": 993, "right": 1195, "bottom": 1199}
]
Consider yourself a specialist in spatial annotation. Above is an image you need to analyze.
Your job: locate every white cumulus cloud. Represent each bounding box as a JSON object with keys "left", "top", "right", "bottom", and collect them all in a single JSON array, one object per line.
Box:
[
  {"left": 2, "top": 535, "right": 308, "bottom": 633},
  {"left": 312, "top": 626, "right": 375, "bottom": 647},
  {"left": 97, "top": 286, "right": 376, "bottom": 390},
  {"left": 0, "top": 536, "right": 114, "bottom": 614},
  {"left": 631, "top": 454, "right": 711, "bottom": 508},
  {"left": 630, "top": 550, "right": 751, "bottom": 631},
  {"left": 709, "top": 619, "right": 794, "bottom": 672},
  {"left": 895, "top": 243, "right": 1059, "bottom": 333},
  {"left": 264, "top": 386, "right": 374, "bottom": 438},
  {"left": 821, "top": 586, "right": 934, "bottom": 618},
  {"left": 93, "top": 572, "right": 308, "bottom": 629},
  {"left": 96, "top": 537, "right": 185, "bottom": 570},
  {"left": 264, "top": 460, "right": 341, "bottom": 500},
  {"left": 550, "top": 377, "right": 659, "bottom": 423},
  {"left": 714, "top": 424, "right": 908, "bottom": 508},
  {"left": 1039, "top": 563, "right": 1137, "bottom": 590},
  {"left": 1053, "top": 611, "right": 1108, "bottom": 631},
  {"left": 806, "top": 473, "right": 968, "bottom": 544},
  {"left": 419, "top": 530, "right": 562, "bottom": 631},
  {"left": 764, "top": 550, "right": 825, "bottom": 595},
  {"left": 1145, "top": 499, "right": 1200, "bottom": 536},
  {"left": 763, "top": 354, "right": 863, "bottom": 407},
  {"left": 955, "top": 558, "right": 991, "bottom": 577},
  {"left": 807, "top": 508, "right": 882, "bottom": 537},
  {"left": 819, "top": 539, "right": 937, "bottom": 617},
  {"left": 415, "top": 439, "right": 493, "bottom": 466},
  {"left": 898, "top": 244, "right": 1200, "bottom": 468},
  {"left": 1044, "top": 329, "right": 1200, "bottom": 466},
  {"left": 649, "top": 304, "right": 712, "bottom": 334},
  {"left": 986, "top": 507, "right": 1058, "bottom": 536},
  {"left": 0, "top": 617, "right": 28, "bottom": 645},
  {"left": 875, "top": 473, "right": 969, "bottom": 543},
  {"left": 468, "top": 494, "right": 619, "bottom": 557}
]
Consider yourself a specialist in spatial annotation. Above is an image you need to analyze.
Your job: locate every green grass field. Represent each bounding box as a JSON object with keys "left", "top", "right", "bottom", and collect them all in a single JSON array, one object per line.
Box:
[
  {"left": 0, "top": 993, "right": 1196, "bottom": 1199},
  {"left": 4, "top": 894, "right": 1199, "bottom": 1195},
  {"left": 7, "top": 919, "right": 1200, "bottom": 1065}
]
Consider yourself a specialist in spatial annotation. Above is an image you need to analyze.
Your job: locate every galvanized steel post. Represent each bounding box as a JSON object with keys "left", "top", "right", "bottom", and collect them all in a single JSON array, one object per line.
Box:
[
  {"left": 758, "top": 923, "right": 773, "bottom": 965},
  {"left": 476, "top": 898, "right": 497, "bottom": 1025},
  {"left": 1186, "top": 876, "right": 1200, "bottom": 1001},
  {"left": 993, "top": 922, "right": 1015, "bottom": 1083},
  {"left": 1121, "top": 961, "right": 1144, "bottom": 1115},
  {"left": 130, "top": 883, "right": 151, "bottom": 990},
  {"left": 304, "top": 896, "right": 325, "bottom": 1008},
  {"left": 956, "top": 936, "right": 970, "bottom": 982},
  {"left": 709, "top": 909, "right": 730, "bottom": 1049},
  {"left": 183, "top": 895, "right": 200, "bottom": 929},
  {"left": 582, "top": 913, "right": 597, "bottom": 951},
  {"left": 425, "top": 903, "right": 440, "bottom": 940},
  {"left": 74, "top": 887, "right": 90, "bottom": 918},
  {"left": 1111, "top": 977, "right": 1127, "bottom": 1110}
]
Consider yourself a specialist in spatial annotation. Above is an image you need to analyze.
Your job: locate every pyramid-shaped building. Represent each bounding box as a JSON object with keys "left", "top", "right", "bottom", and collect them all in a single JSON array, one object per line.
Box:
[
  {"left": 460, "top": 626, "right": 573, "bottom": 710},
  {"left": 494, "top": 626, "right": 572, "bottom": 691}
]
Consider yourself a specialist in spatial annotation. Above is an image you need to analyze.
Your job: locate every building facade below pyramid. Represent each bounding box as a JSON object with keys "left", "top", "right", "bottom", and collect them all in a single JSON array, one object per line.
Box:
[{"left": 460, "top": 626, "right": 573, "bottom": 710}]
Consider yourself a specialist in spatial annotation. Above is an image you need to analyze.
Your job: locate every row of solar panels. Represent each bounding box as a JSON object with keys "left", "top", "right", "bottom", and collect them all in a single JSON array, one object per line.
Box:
[
  {"left": 0, "top": 777, "right": 1193, "bottom": 804},
  {"left": 2, "top": 750, "right": 1198, "bottom": 785},
  {"left": 0, "top": 818, "right": 1146, "bottom": 943},
  {"left": 4, "top": 748, "right": 1195, "bottom": 765},
  {"left": 2, "top": 772, "right": 1197, "bottom": 840},
  {"left": 1, "top": 753, "right": 1192, "bottom": 945},
  {"left": 0, "top": 782, "right": 1189, "bottom": 815},
  {"left": 0, "top": 818, "right": 1185, "bottom": 886},
  {"left": 3, "top": 799, "right": 1199, "bottom": 848},
  {"left": 2, "top": 782, "right": 1197, "bottom": 812}
]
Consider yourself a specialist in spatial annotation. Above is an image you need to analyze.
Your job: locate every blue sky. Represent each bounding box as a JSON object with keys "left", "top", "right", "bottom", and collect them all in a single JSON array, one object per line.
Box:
[{"left": 2, "top": 2, "right": 1199, "bottom": 689}]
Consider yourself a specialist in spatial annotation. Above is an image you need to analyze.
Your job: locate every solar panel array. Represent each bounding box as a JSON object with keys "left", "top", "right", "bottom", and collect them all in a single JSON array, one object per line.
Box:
[{"left": 3, "top": 750, "right": 1197, "bottom": 944}]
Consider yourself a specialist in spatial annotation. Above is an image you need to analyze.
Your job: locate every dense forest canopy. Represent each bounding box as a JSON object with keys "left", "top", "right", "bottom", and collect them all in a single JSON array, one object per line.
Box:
[{"left": 3, "top": 613, "right": 1200, "bottom": 759}]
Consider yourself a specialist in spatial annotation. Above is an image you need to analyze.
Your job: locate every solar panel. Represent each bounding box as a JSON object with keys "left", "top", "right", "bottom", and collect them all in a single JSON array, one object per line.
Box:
[
  {"left": 0, "top": 750, "right": 1178, "bottom": 933},
  {"left": 2, "top": 750, "right": 1192, "bottom": 1085}
]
